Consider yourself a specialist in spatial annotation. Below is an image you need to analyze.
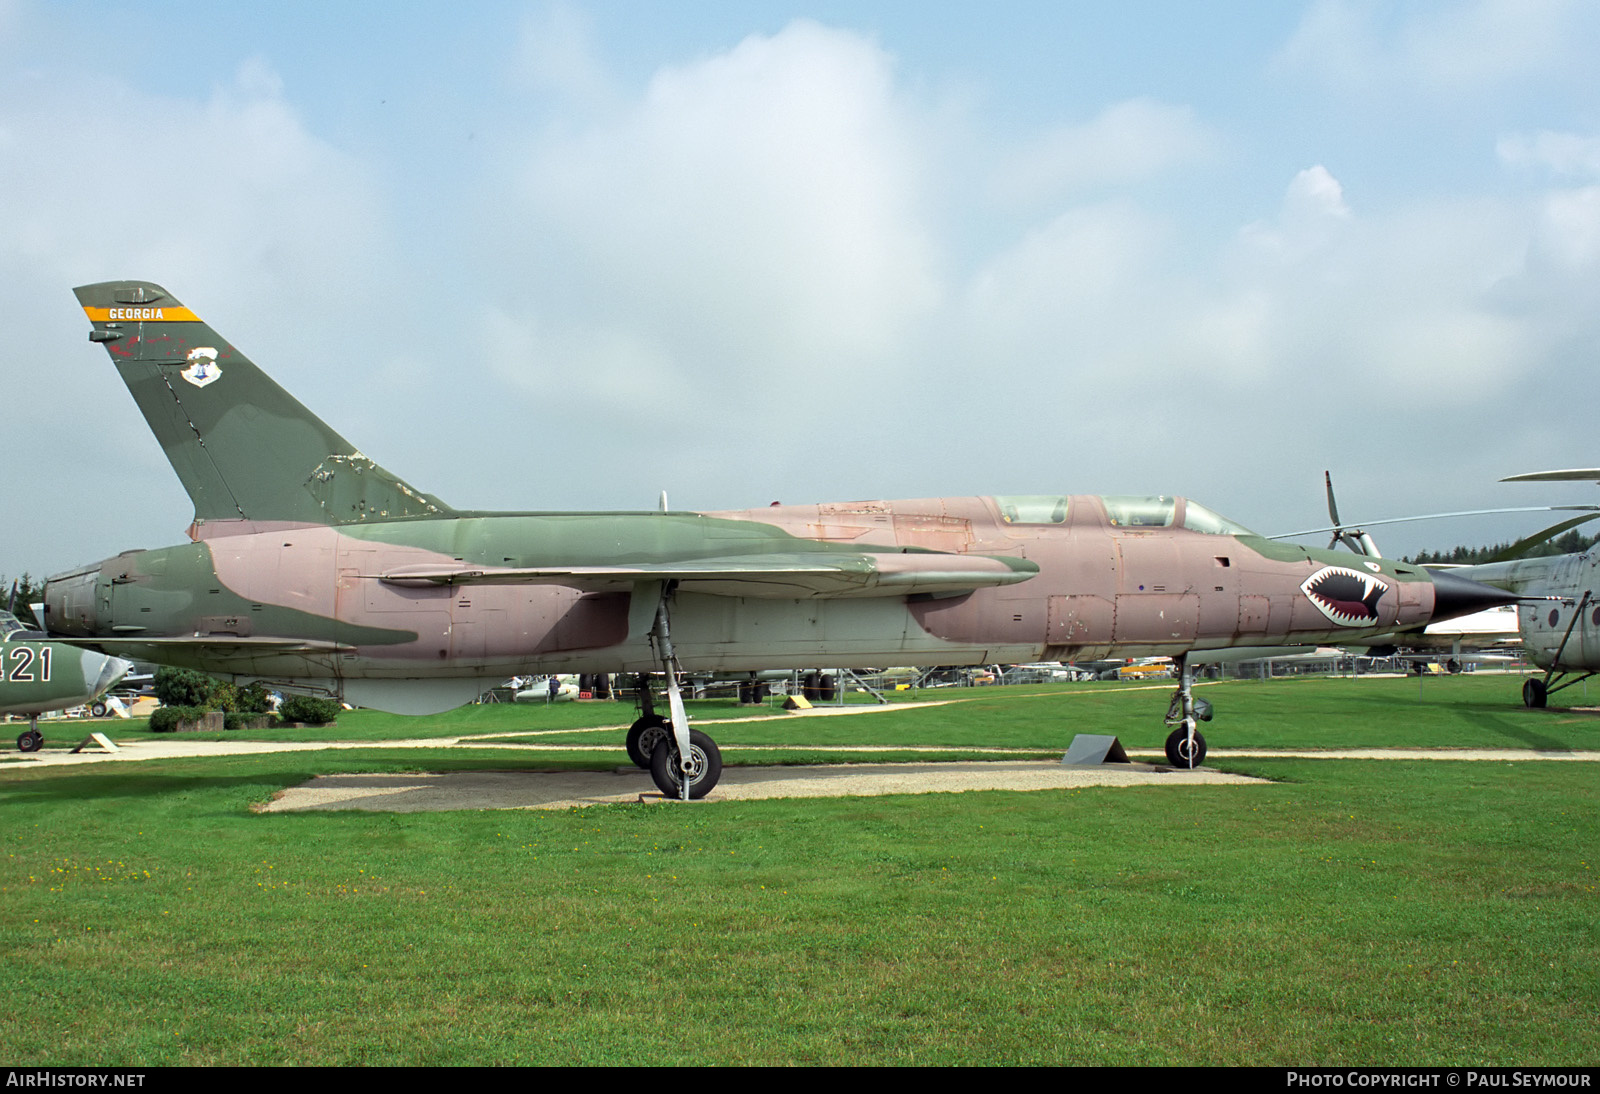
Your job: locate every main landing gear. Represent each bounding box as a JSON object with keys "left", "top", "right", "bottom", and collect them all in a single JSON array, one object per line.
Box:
[
  {"left": 1163, "top": 654, "right": 1212, "bottom": 769},
  {"left": 633, "top": 583, "right": 723, "bottom": 800},
  {"left": 1522, "top": 671, "right": 1595, "bottom": 709}
]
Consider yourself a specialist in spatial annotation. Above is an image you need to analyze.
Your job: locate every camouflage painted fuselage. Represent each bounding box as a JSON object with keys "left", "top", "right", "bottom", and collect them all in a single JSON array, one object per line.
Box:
[{"left": 45, "top": 497, "right": 1441, "bottom": 714}]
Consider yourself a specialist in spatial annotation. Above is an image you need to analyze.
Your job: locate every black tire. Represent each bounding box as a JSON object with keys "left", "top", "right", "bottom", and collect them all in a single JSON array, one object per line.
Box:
[
  {"left": 819, "top": 674, "right": 837, "bottom": 701},
  {"left": 649, "top": 728, "right": 722, "bottom": 800},
  {"left": 90, "top": 701, "right": 109, "bottom": 718},
  {"left": 17, "top": 730, "right": 43, "bottom": 753},
  {"left": 593, "top": 674, "right": 611, "bottom": 700},
  {"left": 1164, "top": 727, "right": 1207, "bottom": 769},
  {"left": 626, "top": 715, "right": 670, "bottom": 769},
  {"left": 1523, "top": 678, "right": 1548, "bottom": 709},
  {"left": 802, "top": 672, "right": 820, "bottom": 701},
  {"left": 1447, "top": 660, "right": 1462, "bottom": 675}
]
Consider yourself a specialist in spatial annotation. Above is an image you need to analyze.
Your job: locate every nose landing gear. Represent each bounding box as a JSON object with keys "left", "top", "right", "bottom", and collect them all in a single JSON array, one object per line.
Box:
[
  {"left": 1163, "top": 655, "right": 1211, "bottom": 769},
  {"left": 16, "top": 717, "right": 43, "bottom": 753}
]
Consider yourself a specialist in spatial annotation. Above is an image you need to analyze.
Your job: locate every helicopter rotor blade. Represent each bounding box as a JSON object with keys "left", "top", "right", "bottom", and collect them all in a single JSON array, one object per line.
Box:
[{"left": 1481, "top": 512, "right": 1600, "bottom": 564}]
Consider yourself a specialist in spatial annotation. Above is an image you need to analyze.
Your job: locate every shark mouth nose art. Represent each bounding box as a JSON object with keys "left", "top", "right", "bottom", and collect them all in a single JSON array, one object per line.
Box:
[{"left": 1301, "top": 566, "right": 1388, "bottom": 626}]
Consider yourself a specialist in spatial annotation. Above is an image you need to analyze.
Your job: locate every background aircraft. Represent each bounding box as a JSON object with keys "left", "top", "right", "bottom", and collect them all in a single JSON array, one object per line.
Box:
[
  {"left": 41, "top": 282, "right": 1515, "bottom": 795},
  {"left": 1457, "top": 469, "right": 1600, "bottom": 708},
  {"left": 1, "top": 610, "right": 131, "bottom": 751},
  {"left": 1383, "top": 604, "right": 1523, "bottom": 673}
]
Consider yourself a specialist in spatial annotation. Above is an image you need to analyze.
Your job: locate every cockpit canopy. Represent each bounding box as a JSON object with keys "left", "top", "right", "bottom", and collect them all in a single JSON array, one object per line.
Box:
[
  {"left": 994, "top": 494, "right": 1257, "bottom": 536},
  {"left": 1178, "top": 499, "right": 1257, "bottom": 536},
  {"left": 994, "top": 496, "right": 1070, "bottom": 524},
  {"left": 0, "top": 611, "right": 41, "bottom": 641}
]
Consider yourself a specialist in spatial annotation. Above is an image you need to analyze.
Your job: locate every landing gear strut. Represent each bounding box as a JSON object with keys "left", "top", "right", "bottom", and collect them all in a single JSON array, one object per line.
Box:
[
  {"left": 1522, "top": 671, "right": 1596, "bottom": 709},
  {"left": 1163, "top": 655, "right": 1210, "bottom": 769},
  {"left": 642, "top": 583, "right": 722, "bottom": 800}
]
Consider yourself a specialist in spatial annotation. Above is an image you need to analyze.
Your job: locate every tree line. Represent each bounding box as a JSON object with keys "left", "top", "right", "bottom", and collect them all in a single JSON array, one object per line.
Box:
[
  {"left": 1402, "top": 529, "right": 1600, "bottom": 566},
  {"left": 0, "top": 573, "right": 44, "bottom": 621}
]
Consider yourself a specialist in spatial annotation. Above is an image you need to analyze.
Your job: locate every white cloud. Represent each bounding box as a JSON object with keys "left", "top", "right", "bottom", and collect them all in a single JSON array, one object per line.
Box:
[
  {"left": 494, "top": 19, "right": 942, "bottom": 406},
  {"left": 1532, "top": 187, "right": 1600, "bottom": 271},
  {"left": 1176, "top": 166, "right": 1544, "bottom": 400},
  {"left": 963, "top": 199, "right": 1168, "bottom": 368},
  {"left": 1239, "top": 165, "right": 1353, "bottom": 264},
  {"left": 513, "top": 3, "right": 618, "bottom": 113},
  {"left": 0, "top": 58, "right": 387, "bottom": 318},
  {"left": 991, "top": 98, "right": 1216, "bottom": 205},
  {"left": 1273, "top": 0, "right": 1384, "bottom": 91},
  {"left": 478, "top": 302, "right": 678, "bottom": 417},
  {"left": 1276, "top": 0, "right": 1586, "bottom": 96},
  {"left": 1403, "top": 0, "right": 1576, "bottom": 89},
  {"left": 0, "top": 51, "right": 403, "bottom": 567},
  {"left": 1497, "top": 131, "right": 1600, "bottom": 179}
]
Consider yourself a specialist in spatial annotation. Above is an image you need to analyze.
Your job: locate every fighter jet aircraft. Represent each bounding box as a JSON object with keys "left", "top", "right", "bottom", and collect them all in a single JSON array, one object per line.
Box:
[
  {"left": 41, "top": 281, "right": 1515, "bottom": 796},
  {"left": 0, "top": 610, "right": 131, "bottom": 751}
]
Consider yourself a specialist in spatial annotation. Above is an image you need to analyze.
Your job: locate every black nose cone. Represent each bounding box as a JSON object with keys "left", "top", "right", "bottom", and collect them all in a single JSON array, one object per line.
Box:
[{"left": 1426, "top": 568, "right": 1519, "bottom": 623}]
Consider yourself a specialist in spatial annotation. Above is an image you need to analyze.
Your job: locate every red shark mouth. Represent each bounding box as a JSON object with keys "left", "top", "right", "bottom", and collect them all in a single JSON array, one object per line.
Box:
[{"left": 1301, "top": 566, "right": 1388, "bottom": 627}]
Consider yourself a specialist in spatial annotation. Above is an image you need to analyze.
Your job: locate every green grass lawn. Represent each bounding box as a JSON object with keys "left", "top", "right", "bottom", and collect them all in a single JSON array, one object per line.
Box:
[
  {"left": 2, "top": 674, "right": 1597, "bottom": 1065},
  {"left": 34, "top": 671, "right": 1600, "bottom": 754}
]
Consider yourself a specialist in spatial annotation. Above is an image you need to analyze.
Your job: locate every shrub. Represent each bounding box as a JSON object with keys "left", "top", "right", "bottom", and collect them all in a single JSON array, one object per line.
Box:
[
  {"left": 208, "top": 681, "right": 240, "bottom": 713},
  {"left": 152, "top": 669, "right": 274, "bottom": 716},
  {"left": 278, "top": 696, "right": 340, "bottom": 726},
  {"left": 152, "top": 667, "right": 217, "bottom": 709},
  {"left": 149, "top": 705, "right": 207, "bottom": 733},
  {"left": 235, "top": 683, "right": 274, "bottom": 714}
]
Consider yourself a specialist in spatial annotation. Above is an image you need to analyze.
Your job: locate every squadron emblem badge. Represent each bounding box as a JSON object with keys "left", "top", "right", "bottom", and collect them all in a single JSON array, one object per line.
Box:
[{"left": 182, "top": 347, "right": 221, "bottom": 388}]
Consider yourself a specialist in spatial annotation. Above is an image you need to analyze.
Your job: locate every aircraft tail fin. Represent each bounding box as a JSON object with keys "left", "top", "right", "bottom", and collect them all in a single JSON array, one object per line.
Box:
[{"left": 74, "top": 281, "right": 452, "bottom": 529}]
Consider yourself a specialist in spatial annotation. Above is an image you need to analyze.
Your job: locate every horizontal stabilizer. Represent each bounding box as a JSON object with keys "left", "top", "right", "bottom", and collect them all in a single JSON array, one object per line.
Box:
[{"left": 378, "top": 551, "right": 1040, "bottom": 599}]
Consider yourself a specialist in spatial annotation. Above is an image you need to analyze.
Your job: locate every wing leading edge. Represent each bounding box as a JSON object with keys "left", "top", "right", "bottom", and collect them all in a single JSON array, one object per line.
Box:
[{"left": 377, "top": 551, "right": 1041, "bottom": 599}]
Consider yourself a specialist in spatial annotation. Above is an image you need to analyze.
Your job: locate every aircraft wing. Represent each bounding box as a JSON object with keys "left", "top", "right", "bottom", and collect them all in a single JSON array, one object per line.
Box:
[{"left": 378, "top": 551, "right": 1040, "bottom": 599}]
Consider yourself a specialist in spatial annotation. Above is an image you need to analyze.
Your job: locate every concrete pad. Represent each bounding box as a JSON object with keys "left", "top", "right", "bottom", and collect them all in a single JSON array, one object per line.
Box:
[{"left": 258, "top": 760, "right": 1266, "bottom": 813}]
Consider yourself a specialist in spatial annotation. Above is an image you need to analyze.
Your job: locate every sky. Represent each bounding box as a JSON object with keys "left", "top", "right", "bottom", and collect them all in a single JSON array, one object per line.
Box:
[{"left": 4, "top": 0, "right": 1600, "bottom": 579}]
